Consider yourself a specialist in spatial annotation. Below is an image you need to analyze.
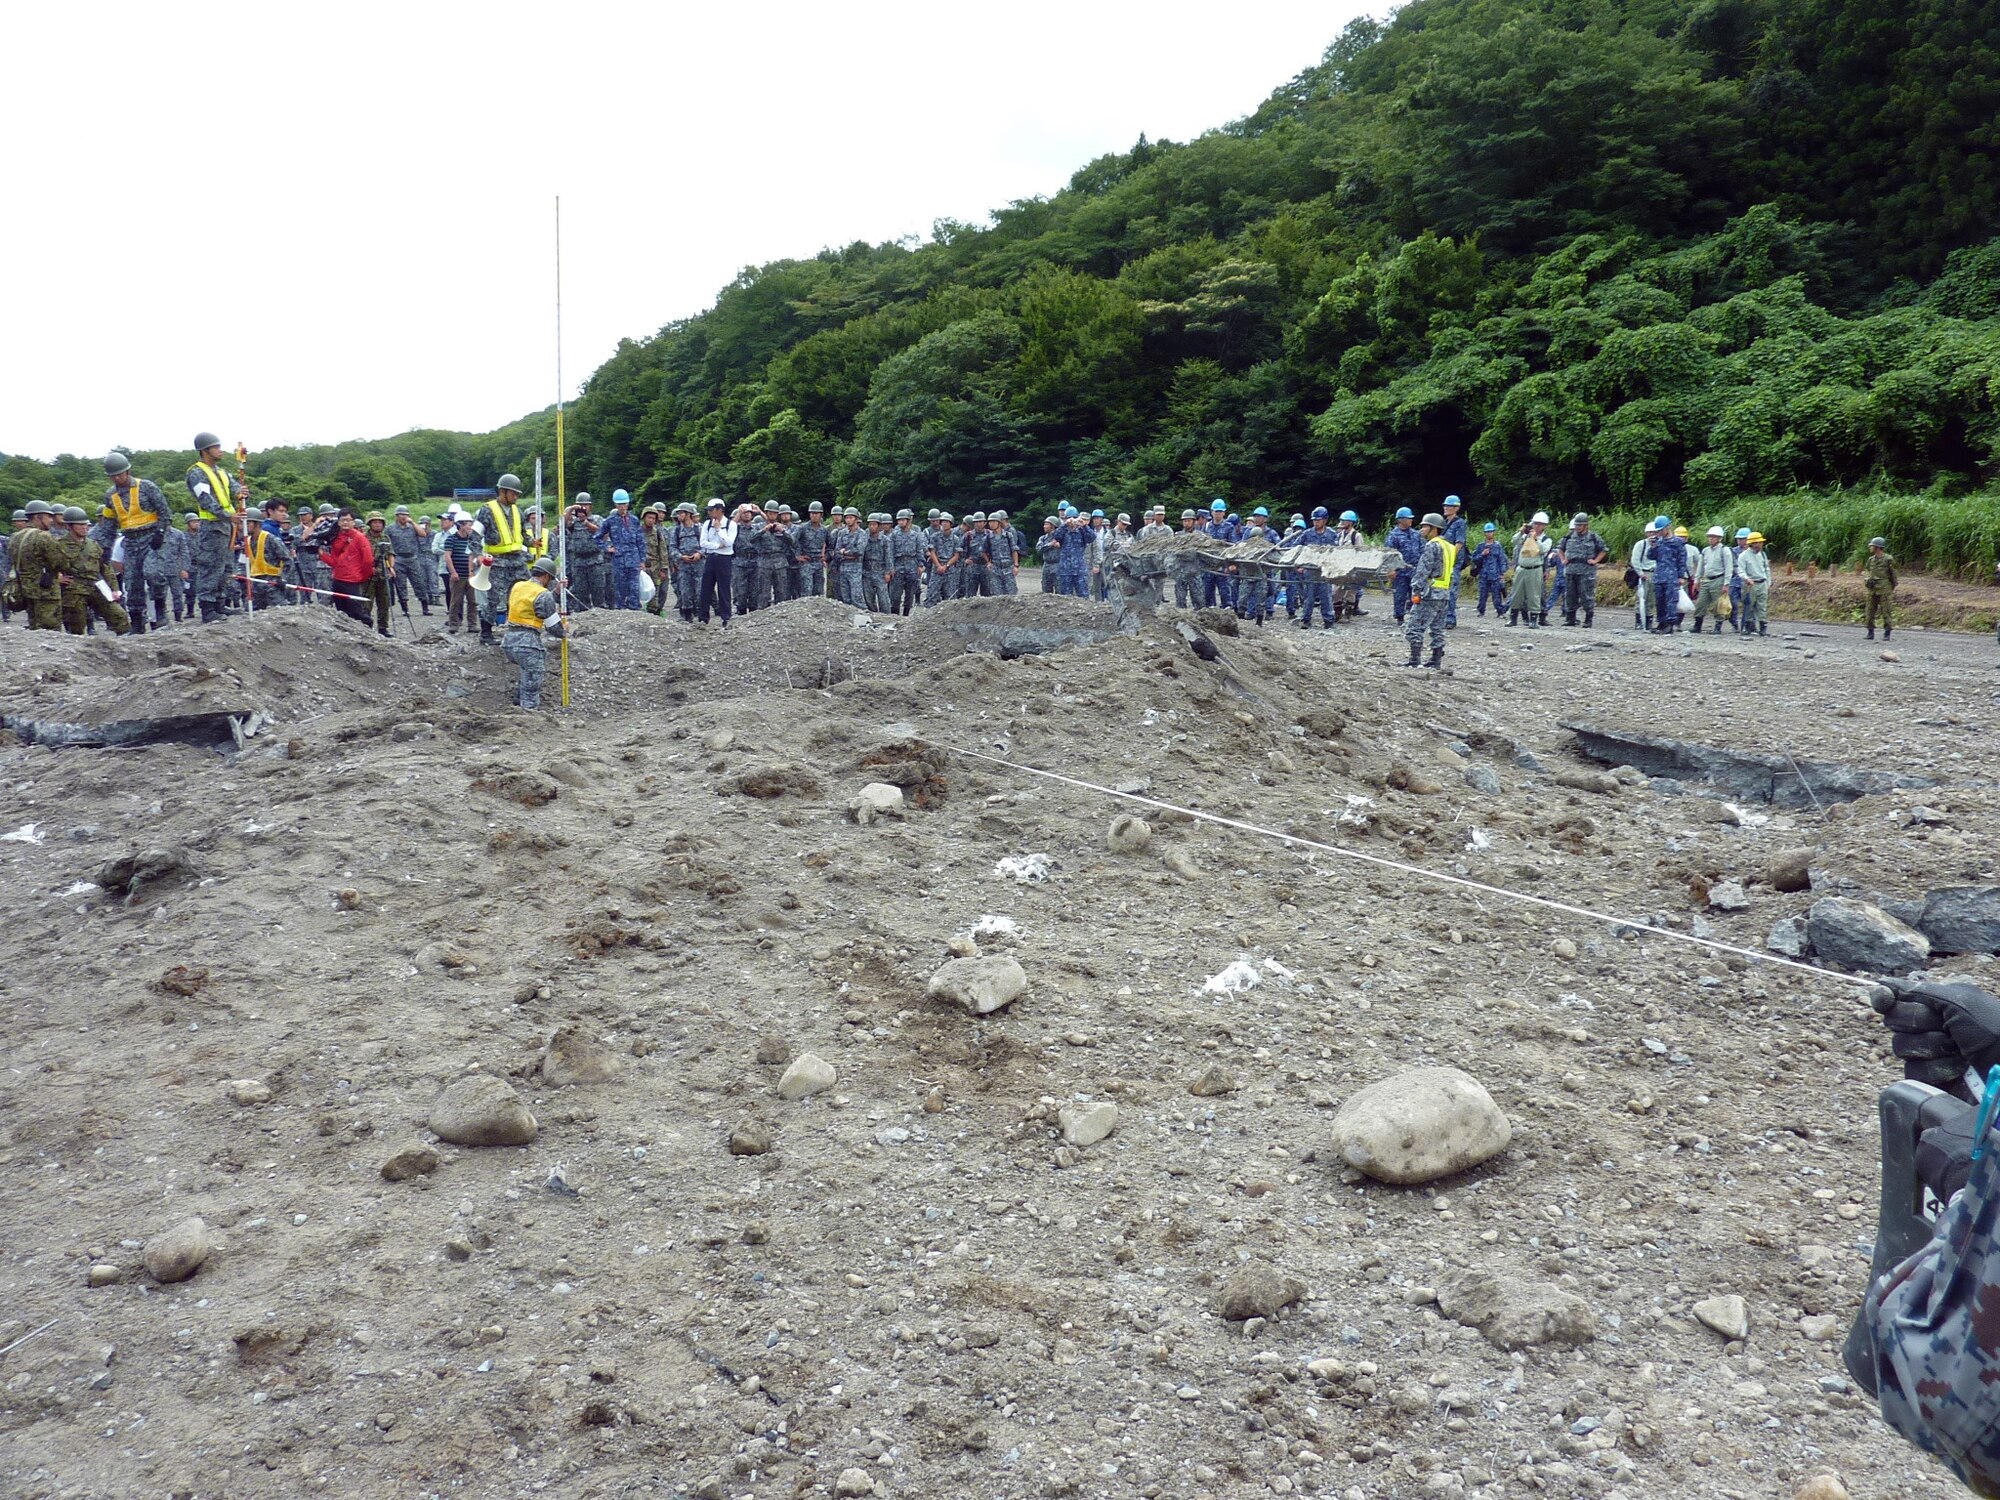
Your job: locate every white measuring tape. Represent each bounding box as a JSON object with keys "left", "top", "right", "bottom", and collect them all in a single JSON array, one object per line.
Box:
[{"left": 943, "top": 744, "right": 1872, "bottom": 988}]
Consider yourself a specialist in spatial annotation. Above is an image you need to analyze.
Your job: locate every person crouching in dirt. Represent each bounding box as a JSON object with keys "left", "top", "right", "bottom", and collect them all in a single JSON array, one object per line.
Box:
[
  {"left": 323, "top": 511, "right": 377, "bottom": 629},
  {"left": 503, "top": 557, "right": 567, "bottom": 709}
]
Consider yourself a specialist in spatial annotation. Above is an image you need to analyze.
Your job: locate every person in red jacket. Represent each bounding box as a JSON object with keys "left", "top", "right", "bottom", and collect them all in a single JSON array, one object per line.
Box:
[{"left": 323, "top": 511, "right": 377, "bottom": 628}]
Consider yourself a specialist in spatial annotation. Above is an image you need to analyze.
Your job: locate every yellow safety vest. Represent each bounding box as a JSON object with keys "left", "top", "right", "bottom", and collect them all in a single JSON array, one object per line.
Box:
[
  {"left": 1436, "top": 539, "right": 1457, "bottom": 590},
  {"left": 190, "top": 460, "right": 238, "bottom": 521},
  {"left": 506, "top": 579, "right": 547, "bottom": 630},
  {"left": 108, "top": 483, "right": 161, "bottom": 530},
  {"left": 486, "top": 503, "right": 524, "bottom": 555},
  {"left": 247, "top": 528, "right": 284, "bottom": 578}
]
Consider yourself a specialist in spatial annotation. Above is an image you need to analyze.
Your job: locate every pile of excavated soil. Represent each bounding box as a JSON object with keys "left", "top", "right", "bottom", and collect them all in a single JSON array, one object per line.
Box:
[{"left": 0, "top": 604, "right": 1996, "bottom": 1500}]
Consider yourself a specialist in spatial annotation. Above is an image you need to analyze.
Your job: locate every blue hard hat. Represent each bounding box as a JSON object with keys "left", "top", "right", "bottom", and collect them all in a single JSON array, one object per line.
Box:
[
  {"left": 1311, "top": 506, "right": 1329, "bottom": 520},
  {"left": 1482, "top": 522, "right": 1497, "bottom": 533},
  {"left": 1734, "top": 527, "right": 1751, "bottom": 539},
  {"left": 1091, "top": 508, "right": 1105, "bottom": 518},
  {"left": 1340, "top": 509, "right": 1359, "bottom": 523},
  {"left": 1394, "top": 506, "right": 1414, "bottom": 520},
  {"left": 1251, "top": 506, "right": 1269, "bottom": 517},
  {"left": 612, "top": 489, "right": 631, "bottom": 505},
  {"left": 1652, "top": 514, "right": 1672, "bottom": 531},
  {"left": 1210, "top": 499, "right": 1226, "bottom": 511},
  {"left": 1443, "top": 494, "right": 1461, "bottom": 507}
]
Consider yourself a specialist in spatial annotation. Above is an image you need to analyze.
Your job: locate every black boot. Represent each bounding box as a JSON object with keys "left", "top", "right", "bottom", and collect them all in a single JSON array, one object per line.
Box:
[
  {"left": 1691, "top": 617, "right": 1702, "bottom": 633},
  {"left": 1758, "top": 622, "right": 1767, "bottom": 636},
  {"left": 1404, "top": 644, "right": 1422, "bottom": 668},
  {"left": 480, "top": 622, "right": 495, "bottom": 645},
  {"left": 1506, "top": 611, "right": 1518, "bottom": 627},
  {"left": 1426, "top": 647, "right": 1444, "bottom": 669},
  {"left": 1866, "top": 628, "right": 1875, "bottom": 640},
  {"left": 1583, "top": 609, "right": 1593, "bottom": 628},
  {"left": 1562, "top": 610, "right": 1576, "bottom": 627}
]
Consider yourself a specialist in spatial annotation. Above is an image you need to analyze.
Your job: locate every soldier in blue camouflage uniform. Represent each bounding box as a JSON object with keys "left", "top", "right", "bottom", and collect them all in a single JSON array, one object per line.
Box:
[
  {"left": 827, "top": 509, "right": 861, "bottom": 604},
  {"left": 731, "top": 504, "right": 762, "bottom": 612},
  {"left": 1291, "top": 507, "right": 1340, "bottom": 627},
  {"left": 564, "top": 498, "right": 605, "bottom": 612},
  {"left": 800, "top": 502, "right": 829, "bottom": 600},
  {"left": 859, "top": 513, "right": 890, "bottom": 611},
  {"left": 667, "top": 502, "right": 703, "bottom": 619},
  {"left": 1236, "top": 507, "right": 1276, "bottom": 625},
  {"left": 1440, "top": 496, "right": 1468, "bottom": 628},
  {"left": 1034, "top": 517, "right": 1060, "bottom": 595},
  {"left": 1198, "top": 501, "right": 1235, "bottom": 608},
  {"left": 1648, "top": 515, "right": 1689, "bottom": 633},
  {"left": 599, "top": 491, "right": 647, "bottom": 609},
  {"left": 954, "top": 511, "right": 985, "bottom": 597},
  {"left": 1053, "top": 512, "right": 1092, "bottom": 597},
  {"left": 1467, "top": 523, "right": 1505, "bottom": 615},
  {"left": 887, "top": 509, "right": 924, "bottom": 613},
  {"left": 1402, "top": 513, "right": 1451, "bottom": 668},
  {"left": 1727, "top": 527, "right": 1751, "bottom": 631},
  {"left": 987, "top": 509, "right": 1021, "bottom": 594},
  {"left": 1554, "top": 512, "right": 1609, "bottom": 627},
  {"left": 1384, "top": 507, "right": 1424, "bottom": 622},
  {"left": 926, "top": 512, "right": 961, "bottom": 604}
]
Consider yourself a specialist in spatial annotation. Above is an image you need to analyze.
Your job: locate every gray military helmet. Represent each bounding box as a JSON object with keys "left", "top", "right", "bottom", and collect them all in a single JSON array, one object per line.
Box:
[
  {"left": 530, "top": 556, "right": 559, "bottom": 578},
  {"left": 9, "top": 509, "right": 24, "bottom": 522},
  {"left": 24, "top": 500, "right": 52, "bottom": 516},
  {"left": 63, "top": 505, "right": 89, "bottom": 523},
  {"left": 103, "top": 450, "right": 132, "bottom": 475},
  {"left": 496, "top": 473, "right": 523, "bottom": 493},
  {"left": 675, "top": 501, "right": 696, "bottom": 515},
  {"left": 762, "top": 500, "right": 779, "bottom": 513},
  {"left": 808, "top": 501, "right": 823, "bottom": 513},
  {"left": 576, "top": 492, "right": 591, "bottom": 506},
  {"left": 895, "top": 508, "right": 913, "bottom": 520},
  {"left": 1571, "top": 512, "right": 1590, "bottom": 526},
  {"left": 926, "top": 508, "right": 940, "bottom": 520},
  {"left": 319, "top": 503, "right": 339, "bottom": 516},
  {"left": 845, "top": 507, "right": 860, "bottom": 518},
  {"left": 968, "top": 510, "right": 987, "bottom": 523},
  {"left": 1870, "top": 535, "right": 1888, "bottom": 549},
  {"left": 990, "top": 509, "right": 1008, "bottom": 521},
  {"left": 778, "top": 505, "right": 794, "bottom": 516},
  {"left": 1420, "top": 511, "right": 1445, "bottom": 528},
  {"left": 1181, "top": 509, "right": 1197, "bottom": 520},
  {"left": 192, "top": 431, "right": 221, "bottom": 452},
  {"left": 394, "top": 504, "right": 411, "bottom": 515},
  {"left": 938, "top": 511, "right": 954, "bottom": 523}
]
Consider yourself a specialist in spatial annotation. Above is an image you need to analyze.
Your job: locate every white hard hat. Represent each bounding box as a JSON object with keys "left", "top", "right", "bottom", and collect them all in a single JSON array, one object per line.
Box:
[{"left": 1530, "top": 511, "right": 1550, "bottom": 525}]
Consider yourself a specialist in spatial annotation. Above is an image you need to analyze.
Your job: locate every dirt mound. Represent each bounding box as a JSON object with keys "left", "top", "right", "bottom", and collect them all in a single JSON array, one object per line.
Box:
[{"left": 0, "top": 599, "right": 1993, "bottom": 1498}]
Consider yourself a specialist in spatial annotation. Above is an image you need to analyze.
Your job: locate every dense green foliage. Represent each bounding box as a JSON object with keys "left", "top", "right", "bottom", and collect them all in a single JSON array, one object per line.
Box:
[{"left": 7, "top": 0, "right": 1997, "bottom": 570}]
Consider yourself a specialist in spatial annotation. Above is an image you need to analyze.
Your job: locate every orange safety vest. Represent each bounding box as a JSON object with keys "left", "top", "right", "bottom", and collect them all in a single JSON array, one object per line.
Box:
[
  {"left": 108, "top": 482, "right": 161, "bottom": 530},
  {"left": 247, "top": 528, "right": 284, "bottom": 578}
]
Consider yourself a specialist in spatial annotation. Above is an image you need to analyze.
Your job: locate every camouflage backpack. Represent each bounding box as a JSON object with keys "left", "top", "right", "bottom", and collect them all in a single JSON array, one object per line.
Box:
[{"left": 1861, "top": 1114, "right": 2000, "bottom": 1496}]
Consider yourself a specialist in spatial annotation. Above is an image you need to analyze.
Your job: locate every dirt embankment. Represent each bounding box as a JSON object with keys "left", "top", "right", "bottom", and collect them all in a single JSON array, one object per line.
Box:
[{"left": 0, "top": 600, "right": 1993, "bottom": 1500}]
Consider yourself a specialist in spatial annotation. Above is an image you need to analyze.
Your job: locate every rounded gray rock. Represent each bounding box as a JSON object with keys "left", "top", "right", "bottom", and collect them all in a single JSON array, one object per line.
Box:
[
  {"left": 427, "top": 1075, "right": 538, "bottom": 1147},
  {"left": 1331, "top": 1066, "right": 1511, "bottom": 1185},
  {"left": 143, "top": 1216, "right": 210, "bottom": 1284}
]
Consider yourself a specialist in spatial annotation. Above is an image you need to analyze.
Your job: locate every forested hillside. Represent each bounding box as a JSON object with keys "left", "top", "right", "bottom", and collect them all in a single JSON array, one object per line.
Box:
[{"left": 7, "top": 0, "right": 1997, "bottom": 568}]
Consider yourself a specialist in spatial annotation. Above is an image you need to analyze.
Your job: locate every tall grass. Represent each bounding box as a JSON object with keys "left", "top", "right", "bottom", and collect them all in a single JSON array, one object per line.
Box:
[{"left": 1569, "top": 486, "right": 2000, "bottom": 578}]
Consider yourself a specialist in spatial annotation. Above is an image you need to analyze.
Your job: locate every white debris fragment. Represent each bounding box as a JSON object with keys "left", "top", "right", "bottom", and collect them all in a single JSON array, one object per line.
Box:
[
  {"left": 1721, "top": 803, "right": 1769, "bottom": 828},
  {"left": 994, "top": 853, "right": 1051, "bottom": 884},
  {"left": 1466, "top": 827, "right": 1494, "bottom": 852},
  {"left": 1, "top": 824, "right": 44, "bottom": 845},
  {"left": 972, "top": 914, "right": 1017, "bottom": 937},
  {"left": 1258, "top": 957, "right": 1295, "bottom": 979},
  {"left": 1202, "top": 960, "right": 1262, "bottom": 996}
]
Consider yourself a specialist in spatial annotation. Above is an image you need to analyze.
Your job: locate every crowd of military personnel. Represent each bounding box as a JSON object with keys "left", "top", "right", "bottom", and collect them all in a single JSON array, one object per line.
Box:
[{"left": 6, "top": 440, "right": 1934, "bottom": 663}]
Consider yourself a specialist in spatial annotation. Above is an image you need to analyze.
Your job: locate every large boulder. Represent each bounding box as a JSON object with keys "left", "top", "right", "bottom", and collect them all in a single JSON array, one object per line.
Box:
[
  {"left": 1805, "top": 897, "right": 1930, "bottom": 974},
  {"left": 427, "top": 1075, "right": 538, "bottom": 1147},
  {"left": 1438, "top": 1272, "right": 1595, "bottom": 1349},
  {"left": 926, "top": 956, "right": 1027, "bottom": 1016},
  {"left": 1330, "top": 1067, "right": 1511, "bottom": 1185},
  {"left": 1918, "top": 888, "right": 2000, "bottom": 956}
]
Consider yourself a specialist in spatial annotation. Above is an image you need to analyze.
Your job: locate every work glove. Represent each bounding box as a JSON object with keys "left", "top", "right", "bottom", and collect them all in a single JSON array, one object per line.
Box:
[
  {"left": 1872, "top": 976, "right": 2000, "bottom": 1087},
  {"left": 1916, "top": 1104, "right": 1980, "bottom": 1202}
]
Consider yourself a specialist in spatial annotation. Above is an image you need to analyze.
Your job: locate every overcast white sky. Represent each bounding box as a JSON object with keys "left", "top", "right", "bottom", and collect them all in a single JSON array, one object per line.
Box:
[{"left": 1, "top": 2, "right": 1365, "bottom": 462}]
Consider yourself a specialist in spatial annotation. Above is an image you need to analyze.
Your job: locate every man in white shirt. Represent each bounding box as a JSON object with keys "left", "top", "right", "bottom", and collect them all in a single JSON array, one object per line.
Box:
[{"left": 697, "top": 499, "right": 738, "bottom": 625}]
